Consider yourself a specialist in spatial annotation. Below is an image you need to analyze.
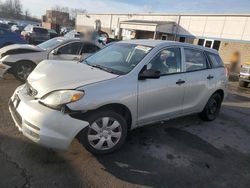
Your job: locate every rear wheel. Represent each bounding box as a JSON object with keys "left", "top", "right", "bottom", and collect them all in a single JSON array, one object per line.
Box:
[
  {"left": 14, "top": 61, "right": 36, "bottom": 82},
  {"left": 199, "top": 93, "right": 222, "bottom": 121},
  {"left": 77, "top": 111, "right": 127, "bottom": 155},
  {"left": 239, "top": 80, "right": 249, "bottom": 88}
]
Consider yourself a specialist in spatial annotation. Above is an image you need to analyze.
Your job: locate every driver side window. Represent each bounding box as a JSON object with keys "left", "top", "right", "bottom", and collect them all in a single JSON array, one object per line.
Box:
[{"left": 147, "top": 48, "right": 181, "bottom": 75}]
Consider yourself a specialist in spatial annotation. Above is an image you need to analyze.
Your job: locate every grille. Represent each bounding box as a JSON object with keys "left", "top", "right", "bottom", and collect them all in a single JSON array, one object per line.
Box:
[{"left": 25, "top": 83, "right": 38, "bottom": 97}]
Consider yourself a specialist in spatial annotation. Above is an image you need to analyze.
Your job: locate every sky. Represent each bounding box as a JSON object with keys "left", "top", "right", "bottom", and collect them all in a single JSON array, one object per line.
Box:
[{"left": 20, "top": 0, "right": 250, "bottom": 18}]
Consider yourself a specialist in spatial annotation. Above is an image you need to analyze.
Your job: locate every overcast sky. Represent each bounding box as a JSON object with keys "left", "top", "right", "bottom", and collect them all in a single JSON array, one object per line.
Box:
[{"left": 20, "top": 0, "right": 250, "bottom": 18}]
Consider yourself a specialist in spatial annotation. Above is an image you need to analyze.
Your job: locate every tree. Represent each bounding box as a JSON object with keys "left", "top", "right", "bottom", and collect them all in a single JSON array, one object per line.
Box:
[
  {"left": 24, "top": 9, "right": 30, "bottom": 20},
  {"left": 13, "top": 0, "right": 22, "bottom": 18},
  {"left": 0, "top": 0, "right": 39, "bottom": 21}
]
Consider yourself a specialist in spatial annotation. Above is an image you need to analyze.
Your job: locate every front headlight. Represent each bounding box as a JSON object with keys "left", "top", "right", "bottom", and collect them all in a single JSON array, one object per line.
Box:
[{"left": 40, "top": 90, "right": 84, "bottom": 108}]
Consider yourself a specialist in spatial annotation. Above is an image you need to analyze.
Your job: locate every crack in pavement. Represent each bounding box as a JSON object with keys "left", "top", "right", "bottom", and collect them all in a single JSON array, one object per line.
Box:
[{"left": 0, "top": 146, "right": 32, "bottom": 188}]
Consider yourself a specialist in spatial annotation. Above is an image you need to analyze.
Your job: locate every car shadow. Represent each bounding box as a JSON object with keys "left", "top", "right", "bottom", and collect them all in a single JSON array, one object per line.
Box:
[{"left": 96, "top": 107, "right": 250, "bottom": 188}]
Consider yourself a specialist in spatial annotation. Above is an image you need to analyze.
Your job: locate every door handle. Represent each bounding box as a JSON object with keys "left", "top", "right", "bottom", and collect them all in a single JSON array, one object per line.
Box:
[
  {"left": 176, "top": 79, "right": 185, "bottom": 85},
  {"left": 73, "top": 57, "right": 79, "bottom": 60},
  {"left": 207, "top": 75, "right": 214, "bottom": 80}
]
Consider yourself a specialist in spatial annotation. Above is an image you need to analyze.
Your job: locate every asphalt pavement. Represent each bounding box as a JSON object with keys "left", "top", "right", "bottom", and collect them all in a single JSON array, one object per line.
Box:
[{"left": 0, "top": 75, "right": 250, "bottom": 188}]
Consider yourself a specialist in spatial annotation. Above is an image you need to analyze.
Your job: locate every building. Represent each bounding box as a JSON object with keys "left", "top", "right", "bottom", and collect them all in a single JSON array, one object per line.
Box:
[
  {"left": 42, "top": 10, "right": 70, "bottom": 31},
  {"left": 76, "top": 13, "right": 250, "bottom": 66}
]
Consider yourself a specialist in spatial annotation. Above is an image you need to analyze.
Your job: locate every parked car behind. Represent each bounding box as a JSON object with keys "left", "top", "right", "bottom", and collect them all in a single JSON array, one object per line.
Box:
[
  {"left": 64, "top": 30, "right": 84, "bottom": 38},
  {"left": 239, "top": 62, "right": 250, "bottom": 87},
  {"left": 0, "top": 37, "right": 101, "bottom": 81},
  {"left": 0, "top": 22, "right": 11, "bottom": 30},
  {"left": 8, "top": 40, "right": 228, "bottom": 155},
  {"left": 11, "top": 25, "right": 24, "bottom": 34},
  {"left": 0, "top": 28, "right": 26, "bottom": 48},
  {"left": 48, "top": 29, "right": 58, "bottom": 39},
  {"left": 21, "top": 25, "right": 50, "bottom": 44}
]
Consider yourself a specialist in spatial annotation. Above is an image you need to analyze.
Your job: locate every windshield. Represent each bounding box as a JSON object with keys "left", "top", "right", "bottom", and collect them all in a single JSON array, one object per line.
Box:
[
  {"left": 83, "top": 43, "right": 152, "bottom": 75},
  {"left": 37, "top": 38, "right": 65, "bottom": 50}
]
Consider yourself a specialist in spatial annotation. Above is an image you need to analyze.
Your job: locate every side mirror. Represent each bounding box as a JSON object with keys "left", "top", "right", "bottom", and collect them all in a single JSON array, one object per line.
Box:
[
  {"left": 51, "top": 49, "right": 60, "bottom": 55},
  {"left": 139, "top": 69, "right": 161, "bottom": 80}
]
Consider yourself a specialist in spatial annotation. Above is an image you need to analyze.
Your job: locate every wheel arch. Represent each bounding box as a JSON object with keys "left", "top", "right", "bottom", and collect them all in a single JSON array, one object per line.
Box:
[
  {"left": 15, "top": 59, "right": 37, "bottom": 66},
  {"left": 71, "top": 103, "right": 133, "bottom": 132},
  {"left": 213, "top": 89, "right": 224, "bottom": 101}
]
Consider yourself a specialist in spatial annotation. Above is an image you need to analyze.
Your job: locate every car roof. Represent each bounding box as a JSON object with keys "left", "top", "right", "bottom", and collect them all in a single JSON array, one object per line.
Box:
[{"left": 119, "top": 39, "right": 218, "bottom": 54}]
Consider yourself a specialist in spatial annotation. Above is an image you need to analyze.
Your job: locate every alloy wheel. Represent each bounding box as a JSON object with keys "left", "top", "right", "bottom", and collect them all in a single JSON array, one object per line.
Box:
[
  {"left": 17, "top": 64, "right": 33, "bottom": 80},
  {"left": 208, "top": 98, "right": 218, "bottom": 115},
  {"left": 87, "top": 117, "right": 122, "bottom": 150}
]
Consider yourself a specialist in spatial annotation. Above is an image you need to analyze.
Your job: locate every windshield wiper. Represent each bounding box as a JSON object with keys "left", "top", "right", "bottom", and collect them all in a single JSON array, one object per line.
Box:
[
  {"left": 88, "top": 63, "right": 116, "bottom": 74},
  {"left": 83, "top": 60, "right": 118, "bottom": 74}
]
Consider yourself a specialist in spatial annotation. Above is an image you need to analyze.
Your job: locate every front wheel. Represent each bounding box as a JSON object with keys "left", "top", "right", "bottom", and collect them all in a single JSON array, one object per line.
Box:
[
  {"left": 77, "top": 111, "right": 128, "bottom": 155},
  {"left": 199, "top": 93, "right": 222, "bottom": 121},
  {"left": 14, "top": 61, "right": 36, "bottom": 82}
]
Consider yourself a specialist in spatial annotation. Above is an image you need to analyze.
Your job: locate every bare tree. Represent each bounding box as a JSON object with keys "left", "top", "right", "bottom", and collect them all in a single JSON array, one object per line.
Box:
[
  {"left": 69, "top": 8, "right": 86, "bottom": 20},
  {"left": 13, "top": 0, "right": 22, "bottom": 18},
  {"left": 0, "top": 0, "right": 39, "bottom": 21},
  {"left": 24, "top": 9, "right": 30, "bottom": 20}
]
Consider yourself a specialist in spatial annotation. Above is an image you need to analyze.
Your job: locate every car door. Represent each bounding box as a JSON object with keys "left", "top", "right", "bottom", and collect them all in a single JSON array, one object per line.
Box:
[
  {"left": 182, "top": 48, "right": 214, "bottom": 115},
  {"left": 49, "top": 42, "right": 82, "bottom": 61},
  {"left": 80, "top": 42, "right": 100, "bottom": 60},
  {"left": 0, "top": 28, "right": 8, "bottom": 47},
  {"left": 137, "top": 47, "right": 186, "bottom": 126}
]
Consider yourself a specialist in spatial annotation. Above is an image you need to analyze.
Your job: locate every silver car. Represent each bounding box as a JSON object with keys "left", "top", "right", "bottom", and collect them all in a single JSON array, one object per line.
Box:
[
  {"left": 9, "top": 40, "right": 228, "bottom": 154},
  {"left": 0, "top": 37, "right": 101, "bottom": 81},
  {"left": 239, "top": 63, "right": 250, "bottom": 87}
]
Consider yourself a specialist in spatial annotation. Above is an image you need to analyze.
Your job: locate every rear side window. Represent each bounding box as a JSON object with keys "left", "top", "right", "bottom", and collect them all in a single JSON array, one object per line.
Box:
[
  {"left": 184, "top": 48, "right": 208, "bottom": 72},
  {"left": 81, "top": 43, "right": 100, "bottom": 54},
  {"left": 58, "top": 42, "right": 82, "bottom": 55},
  {"left": 33, "top": 28, "right": 48, "bottom": 34},
  {"left": 207, "top": 53, "right": 224, "bottom": 68}
]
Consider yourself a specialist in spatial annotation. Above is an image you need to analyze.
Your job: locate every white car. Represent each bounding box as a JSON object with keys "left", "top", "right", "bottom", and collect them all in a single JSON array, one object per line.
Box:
[
  {"left": 0, "top": 37, "right": 101, "bottom": 81},
  {"left": 9, "top": 40, "right": 228, "bottom": 154}
]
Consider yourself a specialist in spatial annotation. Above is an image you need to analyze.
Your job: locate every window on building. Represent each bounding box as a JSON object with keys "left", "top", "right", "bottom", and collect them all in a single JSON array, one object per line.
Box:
[
  {"left": 198, "top": 39, "right": 205, "bottom": 46},
  {"left": 184, "top": 48, "right": 208, "bottom": 72},
  {"left": 204, "top": 40, "right": 213, "bottom": 48},
  {"left": 197, "top": 39, "right": 221, "bottom": 51},
  {"left": 161, "top": 35, "right": 167, "bottom": 40},
  {"left": 147, "top": 48, "right": 181, "bottom": 75},
  {"left": 212, "top": 40, "right": 221, "bottom": 50},
  {"left": 179, "top": 37, "right": 185, "bottom": 43}
]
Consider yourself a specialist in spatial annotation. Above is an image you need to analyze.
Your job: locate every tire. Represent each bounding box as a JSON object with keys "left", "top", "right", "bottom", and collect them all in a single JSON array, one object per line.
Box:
[
  {"left": 199, "top": 93, "right": 222, "bottom": 121},
  {"left": 13, "top": 61, "right": 36, "bottom": 82},
  {"left": 77, "top": 110, "right": 128, "bottom": 155},
  {"left": 239, "top": 80, "right": 249, "bottom": 88}
]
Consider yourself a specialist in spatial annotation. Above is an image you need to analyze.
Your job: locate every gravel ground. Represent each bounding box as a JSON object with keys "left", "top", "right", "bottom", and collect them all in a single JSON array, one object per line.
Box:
[{"left": 0, "top": 75, "right": 250, "bottom": 188}]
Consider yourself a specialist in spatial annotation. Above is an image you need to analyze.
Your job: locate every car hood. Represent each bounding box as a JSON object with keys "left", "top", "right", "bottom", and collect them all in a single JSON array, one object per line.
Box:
[
  {"left": 27, "top": 60, "right": 118, "bottom": 98},
  {"left": 0, "top": 44, "right": 43, "bottom": 57}
]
